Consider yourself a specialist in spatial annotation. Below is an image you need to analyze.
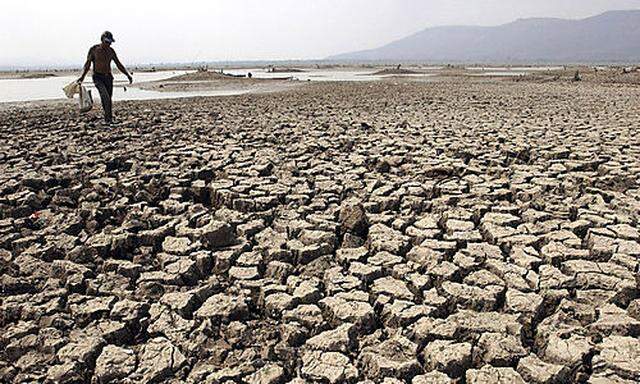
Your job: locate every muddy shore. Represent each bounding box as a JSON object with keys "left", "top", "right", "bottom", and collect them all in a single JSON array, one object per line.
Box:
[
  {"left": 1, "top": 78, "right": 639, "bottom": 383},
  {"left": 133, "top": 71, "right": 301, "bottom": 94}
]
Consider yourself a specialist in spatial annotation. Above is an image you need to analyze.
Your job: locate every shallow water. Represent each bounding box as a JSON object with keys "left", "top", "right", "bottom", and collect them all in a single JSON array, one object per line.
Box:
[
  {"left": 0, "top": 71, "right": 190, "bottom": 103},
  {"left": 0, "top": 68, "right": 435, "bottom": 103},
  {"left": 222, "top": 68, "right": 434, "bottom": 82},
  {"left": 466, "top": 66, "right": 563, "bottom": 71},
  {"left": 472, "top": 71, "right": 528, "bottom": 77}
]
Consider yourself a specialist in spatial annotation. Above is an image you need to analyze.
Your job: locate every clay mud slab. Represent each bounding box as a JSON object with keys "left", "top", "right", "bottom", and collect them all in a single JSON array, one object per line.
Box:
[{"left": 0, "top": 78, "right": 639, "bottom": 383}]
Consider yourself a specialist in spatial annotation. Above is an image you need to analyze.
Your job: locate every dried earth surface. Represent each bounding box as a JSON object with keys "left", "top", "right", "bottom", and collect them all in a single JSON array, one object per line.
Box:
[{"left": 1, "top": 78, "right": 639, "bottom": 383}]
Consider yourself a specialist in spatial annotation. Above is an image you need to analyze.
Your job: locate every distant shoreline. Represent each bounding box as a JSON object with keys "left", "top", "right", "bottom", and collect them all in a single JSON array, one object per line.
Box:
[{"left": 3, "top": 59, "right": 640, "bottom": 75}]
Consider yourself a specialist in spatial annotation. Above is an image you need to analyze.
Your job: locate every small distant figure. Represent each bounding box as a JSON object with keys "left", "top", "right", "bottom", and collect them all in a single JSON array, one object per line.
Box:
[
  {"left": 397, "top": 64, "right": 401, "bottom": 70},
  {"left": 573, "top": 70, "right": 582, "bottom": 82},
  {"left": 248, "top": 72, "right": 253, "bottom": 79},
  {"left": 77, "top": 31, "right": 133, "bottom": 125}
]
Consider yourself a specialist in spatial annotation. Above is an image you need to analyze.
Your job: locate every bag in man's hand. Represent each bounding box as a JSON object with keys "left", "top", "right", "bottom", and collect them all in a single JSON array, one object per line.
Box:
[{"left": 62, "top": 81, "right": 80, "bottom": 98}]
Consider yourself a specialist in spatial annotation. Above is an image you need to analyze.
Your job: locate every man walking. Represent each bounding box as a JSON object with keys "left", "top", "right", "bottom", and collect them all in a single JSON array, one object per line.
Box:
[{"left": 77, "top": 31, "right": 133, "bottom": 124}]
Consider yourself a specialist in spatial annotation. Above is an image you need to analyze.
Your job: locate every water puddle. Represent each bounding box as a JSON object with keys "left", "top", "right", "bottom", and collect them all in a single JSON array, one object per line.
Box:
[
  {"left": 0, "top": 71, "right": 190, "bottom": 103},
  {"left": 221, "top": 68, "right": 434, "bottom": 82},
  {"left": 4, "top": 65, "right": 573, "bottom": 104},
  {"left": 471, "top": 72, "right": 528, "bottom": 77},
  {"left": 0, "top": 68, "right": 442, "bottom": 103}
]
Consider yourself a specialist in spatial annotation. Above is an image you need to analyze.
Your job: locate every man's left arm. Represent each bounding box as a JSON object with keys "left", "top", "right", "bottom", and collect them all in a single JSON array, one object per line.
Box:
[{"left": 113, "top": 50, "right": 133, "bottom": 84}]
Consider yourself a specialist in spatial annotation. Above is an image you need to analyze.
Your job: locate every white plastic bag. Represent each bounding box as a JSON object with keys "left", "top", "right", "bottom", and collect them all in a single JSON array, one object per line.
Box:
[{"left": 79, "top": 86, "right": 93, "bottom": 113}]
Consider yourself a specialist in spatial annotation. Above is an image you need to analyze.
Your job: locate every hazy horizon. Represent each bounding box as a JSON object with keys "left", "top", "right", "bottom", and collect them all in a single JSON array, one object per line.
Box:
[{"left": 2, "top": 0, "right": 640, "bottom": 69}]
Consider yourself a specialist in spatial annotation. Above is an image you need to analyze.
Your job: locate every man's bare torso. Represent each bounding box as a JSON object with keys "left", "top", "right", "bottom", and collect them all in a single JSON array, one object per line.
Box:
[{"left": 90, "top": 44, "right": 116, "bottom": 75}]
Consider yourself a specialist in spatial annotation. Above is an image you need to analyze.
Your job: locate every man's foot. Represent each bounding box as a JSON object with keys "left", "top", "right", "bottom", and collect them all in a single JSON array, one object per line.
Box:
[{"left": 99, "top": 120, "right": 114, "bottom": 128}]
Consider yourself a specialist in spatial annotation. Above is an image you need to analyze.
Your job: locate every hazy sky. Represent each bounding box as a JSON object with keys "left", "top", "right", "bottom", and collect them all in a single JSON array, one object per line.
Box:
[{"left": 2, "top": 0, "right": 639, "bottom": 67}]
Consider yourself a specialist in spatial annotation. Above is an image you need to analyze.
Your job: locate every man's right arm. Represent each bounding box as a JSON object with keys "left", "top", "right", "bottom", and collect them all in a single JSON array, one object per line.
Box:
[{"left": 77, "top": 47, "right": 93, "bottom": 83}]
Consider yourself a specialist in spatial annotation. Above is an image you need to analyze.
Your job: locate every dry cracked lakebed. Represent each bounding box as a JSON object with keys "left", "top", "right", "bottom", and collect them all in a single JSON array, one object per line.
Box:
[{"left": 0, "top": 79, "right": 639, "bottom": 383}]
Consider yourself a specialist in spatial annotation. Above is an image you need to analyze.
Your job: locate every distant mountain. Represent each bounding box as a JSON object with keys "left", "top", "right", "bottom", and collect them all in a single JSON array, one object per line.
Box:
[{"left": 328, "top": 10, "right": 640, "bottom": 63}]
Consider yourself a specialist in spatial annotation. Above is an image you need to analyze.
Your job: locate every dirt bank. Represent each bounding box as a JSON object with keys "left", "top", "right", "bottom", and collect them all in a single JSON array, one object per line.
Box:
[{"left": 131, "top": 70, "right": 300, "bottom": 93}]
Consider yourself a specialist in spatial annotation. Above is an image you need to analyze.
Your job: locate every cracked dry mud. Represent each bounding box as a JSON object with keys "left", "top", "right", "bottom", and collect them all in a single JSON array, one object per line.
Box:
[{"left": 1, "top": 79, "right": 639, "bottom": 384}]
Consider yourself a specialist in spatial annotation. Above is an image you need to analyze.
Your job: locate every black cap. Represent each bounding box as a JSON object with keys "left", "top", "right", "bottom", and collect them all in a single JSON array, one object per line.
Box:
[{"left": 101, "top": 31, "right": 115, "bottom": 44}]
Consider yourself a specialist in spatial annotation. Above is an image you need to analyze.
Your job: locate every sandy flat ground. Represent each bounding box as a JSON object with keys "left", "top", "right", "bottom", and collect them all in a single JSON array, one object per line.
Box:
[
  {"left": 0, "top": 68, "right": 175, "bottom": 80},
  {"left": 0, "top": 71, "right": 67, "bottom": 80},
  {"left": 1, "top": 76, "right": 639, "bottom": 383}
]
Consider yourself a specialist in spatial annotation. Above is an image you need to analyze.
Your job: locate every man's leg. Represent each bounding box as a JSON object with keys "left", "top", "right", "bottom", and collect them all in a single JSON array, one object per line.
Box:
[
  {"left": 92, "top": 74, "right": 112, "bottom": 123},
  {"left": 105, "top": 74, "right": 113, "bottom": 122}
]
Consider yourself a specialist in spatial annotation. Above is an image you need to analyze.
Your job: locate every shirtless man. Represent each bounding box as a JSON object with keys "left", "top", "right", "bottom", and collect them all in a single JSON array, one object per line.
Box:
[{"left": 77, "top": 31, "right": 132, "bottom": 124}]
